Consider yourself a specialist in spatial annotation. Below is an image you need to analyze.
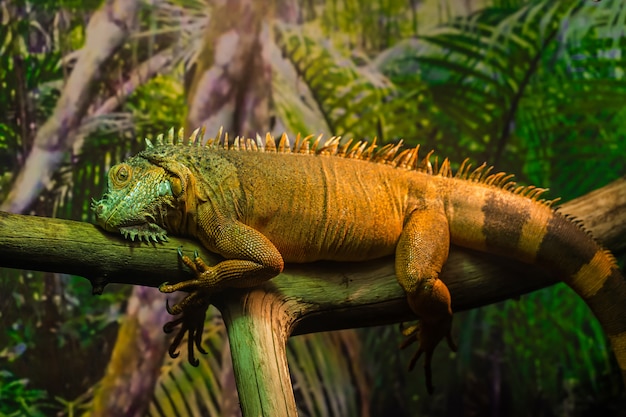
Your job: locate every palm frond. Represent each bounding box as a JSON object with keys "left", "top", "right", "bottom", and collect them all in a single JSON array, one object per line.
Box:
[{"left": 275, "top": 24, "right": 423, "bottom": 142}]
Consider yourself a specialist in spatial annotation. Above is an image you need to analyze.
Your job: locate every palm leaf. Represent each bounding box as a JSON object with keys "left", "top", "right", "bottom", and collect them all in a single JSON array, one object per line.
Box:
[{"left": 274, "top": 24, "right": 432, "bottom": 143}]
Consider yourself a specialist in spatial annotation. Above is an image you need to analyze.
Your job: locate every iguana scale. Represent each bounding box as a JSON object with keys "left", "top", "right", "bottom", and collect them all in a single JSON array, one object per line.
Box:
[{"left": 93, "top": 128, "right": 626, "bottom": 393}]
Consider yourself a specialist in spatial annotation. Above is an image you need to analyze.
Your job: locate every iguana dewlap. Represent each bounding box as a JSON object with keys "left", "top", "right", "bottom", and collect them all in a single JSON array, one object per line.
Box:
[{"left": 93, "top": 128, "right": 626, "bottom": 393}]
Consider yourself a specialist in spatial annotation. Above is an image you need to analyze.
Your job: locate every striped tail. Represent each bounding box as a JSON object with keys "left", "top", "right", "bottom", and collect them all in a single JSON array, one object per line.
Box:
[
  {"left": 535, "top": 212, "right": 626, "bottom": 383},
  {"left": 446, "top": 180, "right": 626, "bottom": 384}
]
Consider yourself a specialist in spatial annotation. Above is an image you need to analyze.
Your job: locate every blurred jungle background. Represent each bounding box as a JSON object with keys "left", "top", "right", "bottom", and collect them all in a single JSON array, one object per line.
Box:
[{"left": 1, "top": 0, "right": 626, "bottom": 415}]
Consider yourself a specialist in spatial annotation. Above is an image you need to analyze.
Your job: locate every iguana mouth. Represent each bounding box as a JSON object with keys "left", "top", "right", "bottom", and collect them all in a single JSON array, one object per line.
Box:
[{"left": 92, "top": 198, "right": 168, "bottom": 242}]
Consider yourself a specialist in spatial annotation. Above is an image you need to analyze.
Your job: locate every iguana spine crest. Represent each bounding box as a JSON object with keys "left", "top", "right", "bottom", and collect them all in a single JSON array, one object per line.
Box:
[{"left": 147, "top": 127, "right": 559, "bottom": 207}]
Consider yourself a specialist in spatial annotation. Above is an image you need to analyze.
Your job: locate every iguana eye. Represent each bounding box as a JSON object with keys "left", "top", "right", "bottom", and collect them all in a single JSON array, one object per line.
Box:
[
  {"left": 170, "top": 177, "right": 183, "bottom": 196},
  {"left": 110, "top": 164, "right": 132, "bottom": 188}
]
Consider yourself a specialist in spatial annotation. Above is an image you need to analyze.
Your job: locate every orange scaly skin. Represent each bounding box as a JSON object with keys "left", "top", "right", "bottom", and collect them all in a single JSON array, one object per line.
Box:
[{"left": 93, "top": 128, "right": 626, "bottom": 393}]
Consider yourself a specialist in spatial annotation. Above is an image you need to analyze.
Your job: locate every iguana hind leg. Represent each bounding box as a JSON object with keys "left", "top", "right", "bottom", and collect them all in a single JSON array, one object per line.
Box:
[{"left": 395, "top": 208, "right": 456, "bottom": 394}]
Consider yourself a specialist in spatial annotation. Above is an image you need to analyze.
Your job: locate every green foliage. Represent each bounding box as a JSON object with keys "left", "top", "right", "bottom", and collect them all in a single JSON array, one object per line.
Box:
[
  {"left": 125, "top": 73, "right": 187, "bottom": 135},
  {"left": 0, "top": 370, "right": 56, "bottom": 417},
  {"left": 376, "top": 0, "right": 626, "bottom": 187},
  {"left": 274, "top": 24, "right": 436, "bottom": 143},
  {"left": 318, "top": 0, "right": 420, "bottom": 53},
  {"left": 455, "top": 286, "right": 620, "bottom": 413}
]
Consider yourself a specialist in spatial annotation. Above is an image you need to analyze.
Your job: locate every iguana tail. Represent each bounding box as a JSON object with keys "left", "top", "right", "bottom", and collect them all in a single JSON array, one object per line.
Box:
[{"left": 446, "top": 180, "right": 626, "bottom": 383}]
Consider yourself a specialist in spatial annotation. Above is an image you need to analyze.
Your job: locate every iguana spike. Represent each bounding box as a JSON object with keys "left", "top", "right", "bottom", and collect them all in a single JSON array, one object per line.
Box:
[
  {"left": 196, "top": 126, "right": 206, "bottom": 145},
  {"left": 214, "top": 126, "right": 223, "bottom": 146},
  {"left": 350, "top": 140, "right": 369, "bottom": 159},
  {"left": 155, "top": 133, "right": 164, "bottom": 146},
  {"left": 338, "top": 138, "right": 353, "bottom": 157},
  {"left": 384, "top": 141, "right": 404, "bottom": 164},
  {"left": 165, "top": 127, "right": 174, "bottom": 145},
  {"left": 455, "top": 159, "right": 471, "bottom": 178},
  {"left": 394, "top": 149, "right": 413, "bottom": 169},
  {"left": 503, "top": 181, "right": 517, "bottom": 191},
  {"left": 319, "top": 136, "right": 340, "bottom": 155},
  {"left": 484, "top": 172, "right": 504, "bottom": 186},
  {"left": 498, "top": 174, "right": 515, "bottom": 188},
  {"left": 233, "top": 136, "right": 241, "bottom": 150},
  {"left": 528, "top": 188, "right": 547, "bottom": 200},
  {"left": 278, "top": 133, "right": 290, "bottom": 152},
  {"left": 482, "top": 165, "right": 494, "bottom": 180},
  {"left": 188, "top": 128, "right": 200, "bottom": 145},
  {"left": 408, "top": 148, "right": 420, "bottom": 169},
  {"left": 438, "top": 157, "right": 452, "bottom": 177},
  {"left": 189, "top": 127, "right": 205, "bottom": 145},
  {"left": 310, "top": 134, "right": 324, "bottom": 152},
  {"left": 546, "top": 197, "right": 561, "bottom": 207},
  {"left": 373, "top": 143, "right": 393, "bottom": 162},
  {"left": 356, "top": 140, "right": 369, "bottom": 159},
  {"left": 296, "top": 134, "right": 312, "bottom": 154},
  {"left": 513, "top": 185, "right": 525, "bottom": 195},
  {"left": 409, "top": 145, "right": 421, "bottom": 170},
  {"left": 345, "top": 140, "right": 360, "bottom": 158},
  {"left": 362, "top": 137, "right": 377, "bottom": 159},
  {"left": 407, "top": 147, "right": 421, "bottom": 169},
  {"left": 265, "top": 132, "right": 276, "bottom": 152},
  {"left": 293, "top": 133, "right": 302, "bottom": 152},
  {"left": 469, "top": 163, "right": 487, "bottom": 181},
  {"left": 145, "top": 138, "right": 154, "bottom": 148},
  {"left": 176, "top": 127, "right": 184, "bottom": 145},
  {"left": 418, "top": 150, "right": 435, "bottom": 174},
  {"left": 223, "top": 132, "right": 229, "bottom": 149}
]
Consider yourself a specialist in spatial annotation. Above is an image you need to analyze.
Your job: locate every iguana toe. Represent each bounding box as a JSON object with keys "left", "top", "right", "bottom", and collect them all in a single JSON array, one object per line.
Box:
[
  {"left": 400, "top": 319, "right": 456, "bottom": 394},
  {"left": 163, "top": 296, "right": 210, "bottom": 366}
]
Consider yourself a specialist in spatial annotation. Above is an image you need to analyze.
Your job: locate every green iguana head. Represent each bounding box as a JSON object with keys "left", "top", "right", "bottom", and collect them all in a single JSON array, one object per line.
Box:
[{"left": 92, "top": 154, "right": 187, "bottom": 242}]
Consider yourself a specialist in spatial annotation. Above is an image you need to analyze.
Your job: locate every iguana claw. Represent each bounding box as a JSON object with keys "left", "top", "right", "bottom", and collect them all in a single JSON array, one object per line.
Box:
[
  {"left": 160, "top": 247, "right": 213, "bottom": 366},
  {"left": 162, "top": 296, "right": 210, "bottom": 366},
  {"left": 400, "top": 321, "right": 457, "bottom": 394}
]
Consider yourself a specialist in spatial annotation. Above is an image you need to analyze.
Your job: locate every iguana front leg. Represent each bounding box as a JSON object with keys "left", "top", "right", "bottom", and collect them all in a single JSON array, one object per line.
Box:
[
  {"left": 160, "top": 217, "right": 284, "bottom": 365},
  {"left": 395, "top": 207, "right": 457, "bottom": 394}
]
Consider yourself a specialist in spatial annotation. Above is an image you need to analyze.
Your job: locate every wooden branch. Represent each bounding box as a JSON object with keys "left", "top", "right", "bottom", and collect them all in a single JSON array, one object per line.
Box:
[{"left": 1, "top": 178, "right": 625, "bottom": 416}]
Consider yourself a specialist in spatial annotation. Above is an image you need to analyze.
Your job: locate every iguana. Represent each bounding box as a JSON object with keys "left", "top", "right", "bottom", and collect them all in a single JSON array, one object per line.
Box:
[{"left": 93, "top": 127, "right": 626, "bottom": 393}]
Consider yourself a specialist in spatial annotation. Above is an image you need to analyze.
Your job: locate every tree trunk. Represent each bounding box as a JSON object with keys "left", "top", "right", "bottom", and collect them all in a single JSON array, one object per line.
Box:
[{"left": 185, "top": 0, "right": 273, "bottom": 137}]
